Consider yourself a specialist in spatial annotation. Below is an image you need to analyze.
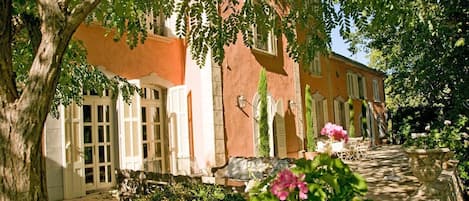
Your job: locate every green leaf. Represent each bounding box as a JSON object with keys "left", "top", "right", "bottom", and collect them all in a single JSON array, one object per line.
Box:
[
  {"left": 455, "top": 38, "right": 465, "bottom": 47},
  {"left": 320, "top": 173, "right": 340, "bottom": 193}
]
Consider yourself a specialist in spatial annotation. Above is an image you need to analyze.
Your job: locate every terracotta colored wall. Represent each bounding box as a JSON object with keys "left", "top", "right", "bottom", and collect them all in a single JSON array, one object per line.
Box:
[
  {"left": 222, "top": 35, "right": 299, "bottom": 158},
  {"left": 299, "top": 54, "right": 386, "bottom": 138},
  {"left": 73, "top": 24, "right": 185, "bottom": 84}
]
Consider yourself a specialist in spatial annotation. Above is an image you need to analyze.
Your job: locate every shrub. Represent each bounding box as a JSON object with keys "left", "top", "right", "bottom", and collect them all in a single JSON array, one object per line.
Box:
[
  {"left": 249, "top": 154, "right": 367, "bottom": 201},
  {"left": 305, "top": 84, "right": 315, "bottom": 151},
  {"left": 258, "top": 68, "right": 270, "bottom": 156},
  {"left": 149, "top": 182, "right": 246, "bottom": 201}
]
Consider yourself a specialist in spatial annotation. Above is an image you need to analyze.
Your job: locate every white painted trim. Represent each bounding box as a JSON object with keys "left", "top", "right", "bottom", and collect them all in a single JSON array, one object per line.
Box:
[{"left": 167, "top": 85, "right": 190, "bottom": 175}]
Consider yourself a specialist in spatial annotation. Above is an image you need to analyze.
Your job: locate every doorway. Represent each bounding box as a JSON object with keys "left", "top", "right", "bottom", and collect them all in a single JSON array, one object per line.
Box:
[{"left": 82, "top": 91, "right": 114, "bottom": 191}]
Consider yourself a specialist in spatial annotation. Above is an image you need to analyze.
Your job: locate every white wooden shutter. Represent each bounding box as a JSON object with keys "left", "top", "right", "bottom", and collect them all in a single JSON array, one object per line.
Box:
[
  {"left": 334, "top": 99, "right": 340, "bottom": 124},
  {"left": 63, "top": 104, "right": 86, "bottom": 199},
  {"left": 372, "top": 79, "right": 380, "bottom": 101},
  {"left": 167, "top": 85, "right": 190, "bottom": 175},
  {"left": 346, "top": 73, "right": 352, "bottom": 97},
  {"left": 117, "top": 79, "right": 142, "bottom": 170},
  {"left": 274, "top": 100, "right": 287, "bottom": 158},
  {"left": 323, "top": 99, "right": 329, "bottom": 123}
]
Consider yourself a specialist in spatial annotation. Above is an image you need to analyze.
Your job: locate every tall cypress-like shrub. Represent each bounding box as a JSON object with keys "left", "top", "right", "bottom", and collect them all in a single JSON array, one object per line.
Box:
[
  {"left": 305, "top": 85, "right": 315, "bottom": 151},
  {"left": 258, "top": 68, "right": 270, "bottom": 157},
  {"left": 348, "top": 98, "right": 355, "bottom": 137}
]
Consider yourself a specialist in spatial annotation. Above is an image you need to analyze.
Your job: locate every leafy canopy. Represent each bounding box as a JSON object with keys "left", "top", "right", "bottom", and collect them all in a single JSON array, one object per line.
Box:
[
  {"left": 363, "top": 0, "right": 468, "bottom": 117},
  {"left": 9, "top": 0, "right": 384, "bottom": 114}
]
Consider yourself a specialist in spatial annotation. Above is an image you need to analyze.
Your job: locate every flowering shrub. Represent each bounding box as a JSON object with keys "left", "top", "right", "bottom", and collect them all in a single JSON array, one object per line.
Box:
[
  {"left": 404, "top": 115, "right": 467, "bottom": 150},
  {"left": 249, "top": 154, "right": 367, "bottom": 201},
  {"left": 270, "top": 170, "right": 308, "bottom": 200},
  {"left": 320, "top": 122, "right": 349, "bottom": 143}
]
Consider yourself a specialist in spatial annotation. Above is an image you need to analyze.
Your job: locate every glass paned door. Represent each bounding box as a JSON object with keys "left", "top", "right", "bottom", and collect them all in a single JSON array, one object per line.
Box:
[
  {"left": 141, "top": 87, "right": 166, "bottom": 173},
  {"left": 83, "top": 97, "right": 114, "bottom": 190}
]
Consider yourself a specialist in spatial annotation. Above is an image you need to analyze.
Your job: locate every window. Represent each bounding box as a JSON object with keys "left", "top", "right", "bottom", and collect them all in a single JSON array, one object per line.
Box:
[
  {"left": 346, "top": 72, "right": 357, "bottom": 98},
  {"left": 372, "top": 79, "right": 380, "bottom": 102},
  {"left": 253, "top": 25, "right": 277, "bottom": 55},
  {"left": 308, "top": 54, "right": 321, "bottom": 76},
  {"left": 144, "top": 10, "right": 165, "bottom": 36},
  {"left": 142, "top": 87, "right": 160, "bottom": 100},
  {"left": 82, "top": 92, "right": 114, "bottom": 189},
  {"left": 141, "top": 86, "right": 165, "bottom": 173},
  {"left": 347, "top": 72, "right": 366, "bottom": 99},
  {"left": 334, "top": 98, "right": 346, "bottom": 128},
  {"left": 358, "top": 76, "right": 366, "bottom": 99},
  {"left": 312, "top": 93, "right": 328, "bottom": 136}
]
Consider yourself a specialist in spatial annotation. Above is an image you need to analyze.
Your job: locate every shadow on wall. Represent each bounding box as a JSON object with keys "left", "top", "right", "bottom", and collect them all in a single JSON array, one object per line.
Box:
[
  {"left": 252, "top": 38, "right": 287, "bottom": 75},
  {"left": 46, "top": 157, "right": 65, "bottom": 201},
  {"left": 284, "top": 109, "right": 301, "bottom": 158}
]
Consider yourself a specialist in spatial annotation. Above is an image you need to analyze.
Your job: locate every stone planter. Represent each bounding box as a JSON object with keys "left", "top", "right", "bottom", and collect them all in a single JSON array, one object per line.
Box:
[{"left": 405, "top": 148, "right": 451, "bottom": 201}]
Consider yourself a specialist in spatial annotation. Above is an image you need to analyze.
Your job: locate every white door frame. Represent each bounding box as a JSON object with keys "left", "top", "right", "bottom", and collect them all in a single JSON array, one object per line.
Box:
[{"left": 83, "top": 93, "right": 114, "bottom": 191}]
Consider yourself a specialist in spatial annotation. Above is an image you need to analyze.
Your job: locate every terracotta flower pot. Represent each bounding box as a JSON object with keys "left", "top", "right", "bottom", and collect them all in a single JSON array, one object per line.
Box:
[{"left": 404, "top": 148, "right": 451, "bottom": 200}]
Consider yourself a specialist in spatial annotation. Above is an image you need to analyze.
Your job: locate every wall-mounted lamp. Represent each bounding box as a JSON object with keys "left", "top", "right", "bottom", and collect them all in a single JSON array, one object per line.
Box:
[
  {"left": 237, "top": 95, "right": 247, "bottom": 108},
  {"left": 288, "top": 100, "right": 296, "bottom": 110}
]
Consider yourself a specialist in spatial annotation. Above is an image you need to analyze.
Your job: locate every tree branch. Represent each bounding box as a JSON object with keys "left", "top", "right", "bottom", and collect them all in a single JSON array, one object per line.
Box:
[
  {"left": 17, "top": 0, "right": 101, "bottom": 119},
  {"left": 0, "top": 0, "right": 18, "bottom": 103},
  {"left": 67, "top": 0, "right": 101, "bottom": 31}
]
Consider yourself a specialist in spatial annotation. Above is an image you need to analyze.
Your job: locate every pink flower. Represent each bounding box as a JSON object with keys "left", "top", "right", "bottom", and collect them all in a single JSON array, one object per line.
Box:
[
  {"left": 321, "top": 122, "right": 348, "bottom": 143},
  {"left": 297, "top": 181, "right": 308, "bottom": 199},
  {"left": 270, "top": 169, "right": 308, "bottom": 200}
]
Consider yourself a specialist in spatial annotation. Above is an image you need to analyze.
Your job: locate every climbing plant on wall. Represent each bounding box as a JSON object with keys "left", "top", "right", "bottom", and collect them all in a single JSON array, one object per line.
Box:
[
  {"left": 258, "top": 68, "right": 270, "bottom": 157},
  {"left": 348, "top": 98, "right": 355, "bottom": 137},
  {"left": 305, "top": 85, "right": 315, "bottom": 151},
  {"left": 361, "top": 100, "right": 368, "bottom": 139}
]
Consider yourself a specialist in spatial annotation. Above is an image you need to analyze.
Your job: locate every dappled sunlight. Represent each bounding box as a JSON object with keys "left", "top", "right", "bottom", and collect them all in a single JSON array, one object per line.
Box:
[{"left": 346, "top": 145, "right": 460, "bottom": 201}]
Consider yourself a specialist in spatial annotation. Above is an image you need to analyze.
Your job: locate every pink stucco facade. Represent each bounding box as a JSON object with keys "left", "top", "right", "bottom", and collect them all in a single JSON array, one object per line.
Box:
[{"left": 222, "top": 35, "right": 300, "bottom": 158}]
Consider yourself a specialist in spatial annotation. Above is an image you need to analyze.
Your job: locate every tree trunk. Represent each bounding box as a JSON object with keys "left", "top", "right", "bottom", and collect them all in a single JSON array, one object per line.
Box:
[
  {"left": 1, "top": 2, "right": 74, "bottom": 201},
  {"left": 0, "top": 0, "right": 100, "bottom": 200},
  {"left": 0, "top": 23, "right": 69, "bottom": 201},
  {"left": 0, "top": 107, "right": 48, "bottom": 201}
]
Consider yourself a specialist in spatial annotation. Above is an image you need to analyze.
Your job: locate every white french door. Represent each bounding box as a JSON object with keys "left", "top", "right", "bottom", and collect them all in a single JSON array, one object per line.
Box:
[
  {"left": 141, "top": 86, "right": 167, "bottom": 173},
  {"left": 82, "top": 92, "right": 114, "bottom": 190}
]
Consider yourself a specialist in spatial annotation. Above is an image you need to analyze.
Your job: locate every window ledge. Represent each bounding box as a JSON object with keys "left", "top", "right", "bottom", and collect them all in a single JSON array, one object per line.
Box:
[{"left": 251, "top": 47, "right": 277, "bottom": 57}]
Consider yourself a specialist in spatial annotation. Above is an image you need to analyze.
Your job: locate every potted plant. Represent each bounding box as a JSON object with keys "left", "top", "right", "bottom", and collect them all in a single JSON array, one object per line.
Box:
[
  {"left": 318, "top": 122, "right": 349, "bottom": 155},
  {"left": 403, "top": 118, "right": 465, "bottom": 200}
]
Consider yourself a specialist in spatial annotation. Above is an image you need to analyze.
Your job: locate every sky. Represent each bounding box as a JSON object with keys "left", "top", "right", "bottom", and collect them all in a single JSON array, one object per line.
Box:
[{"left": 330, "top": 25, "right": 369, "bottom": 66}]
